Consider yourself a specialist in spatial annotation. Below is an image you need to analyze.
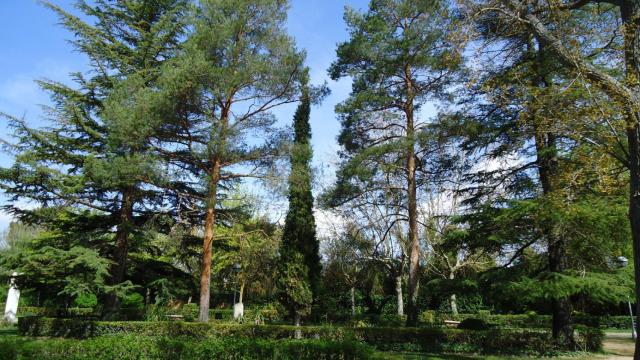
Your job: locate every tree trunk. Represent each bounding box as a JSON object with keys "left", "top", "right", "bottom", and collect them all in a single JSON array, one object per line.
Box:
[
  {"left": 239, "top": 279, "right": 245, "bottom": 304},
  {"left": 628, "top": 123, "right": 640, "bottom": 359},
  {"left": 405, "top": 64, "right": 420, "bottom": 327},
  {"left": 105, "top": 187, "right": 134, "bottom": 313},
  {"left": 198, "top": 161, "right": 220, "bottom": 322},
  {"left": 449, "top": 271, "right": 458, "bottom": 315},
  {"left": 294, "top": 311, "right": 302, "bottom": 339},
  {"left": 529, "top": 37, "right": 575, "bottom": 346},
  {"left": 536, "top": 129, "right": 574, "bottom": 346},
  {"left": 395, "top": 275, "right": 404, "bottom": 316},
  {"left": 351, "top": 286, "right": 356, "bottom": 317},
  {"left": 619, "top": 1, "right": 640, "bottom": 357},
  {"left": 548, "top": 233, "right": 574, "bottom": 345}
]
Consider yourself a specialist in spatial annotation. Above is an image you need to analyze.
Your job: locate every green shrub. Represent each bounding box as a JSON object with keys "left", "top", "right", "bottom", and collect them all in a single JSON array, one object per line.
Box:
[
  {"left": 575, "top": 325, "right": 605, "bottom": 352},
  {"left": 458, "top": 318, "right": 490, "bottom": 330},
  {"left": 16, "top": 317, "right": 603, "bottom": 355},
  {"left": 121, "top": 293, "right": 144, "bottom": 310},
  {"left": 2, "top": 335, "right": 373, "bottom": 360},
  {"left": 74, "top": 294, "right": 98, "bottom": 308},
  {"left": 419, "top": 310, "right": 436, "bottom": 325}
]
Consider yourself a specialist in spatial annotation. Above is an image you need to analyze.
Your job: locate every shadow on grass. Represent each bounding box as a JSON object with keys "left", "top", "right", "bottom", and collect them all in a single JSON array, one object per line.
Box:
[{"left": 374, "top": 352, "right": 485, "bottom": 360}]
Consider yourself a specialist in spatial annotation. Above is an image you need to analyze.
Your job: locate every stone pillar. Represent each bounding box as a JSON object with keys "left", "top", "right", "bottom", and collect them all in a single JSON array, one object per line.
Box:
[
  {"left": 233, "top": 302, "right": 244, "bottom": 319},
  {"left": 4, "top": 272, "right": 20, "bottom": 324}
]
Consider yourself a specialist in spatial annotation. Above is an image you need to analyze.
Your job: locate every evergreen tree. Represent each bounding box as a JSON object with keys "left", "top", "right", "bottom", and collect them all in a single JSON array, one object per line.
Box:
[
  {"left": 327, "top": 0, "right": 462, "bottom": 326},
  {"left": 451, "top": 5, "right": 630, "bottom": 344},
  {"left": 150, "top": 0, "right": 306, "bottom": 322},
  {"left": 467, "top": 0, "right": 640, "bottom": 354},
  {"left": 0, "top": 0, "right": 187, "bottom": 312},
  {"left": 280, "top": 87, "right": 321, "bottom": 303}
]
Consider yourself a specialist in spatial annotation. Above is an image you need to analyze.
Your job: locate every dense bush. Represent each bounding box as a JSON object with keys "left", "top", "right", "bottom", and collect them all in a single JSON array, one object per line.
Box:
[
  {"left": 143, "top": 304, "right": 280, "bottom": 323},
  {"left": 0, "top": 335, "right": 372, "bottom": 360},
  {"left": 458, "top": 318, "right": 490, "bottom": 330},
  {"left": 73, "top": 294, "right": 98, "bottom": 308},
  {"left": 17, "top": 317, "right": 603, "bottom": 355}
]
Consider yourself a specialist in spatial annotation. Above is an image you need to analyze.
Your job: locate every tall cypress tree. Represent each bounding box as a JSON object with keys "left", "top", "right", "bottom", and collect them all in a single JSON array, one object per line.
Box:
[{"left": 281, "top": 87, "right": 321, "bottom": 300}]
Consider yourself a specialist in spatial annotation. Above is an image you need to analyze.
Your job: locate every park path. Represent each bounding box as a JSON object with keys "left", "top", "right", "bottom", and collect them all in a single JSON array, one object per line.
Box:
[{"left": 601, "top": 332, "right": 634, "bottom": 360}]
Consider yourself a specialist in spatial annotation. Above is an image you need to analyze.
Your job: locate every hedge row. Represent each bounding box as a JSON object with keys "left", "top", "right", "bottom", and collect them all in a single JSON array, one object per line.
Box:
[
  {"left": 13, "top": 304, "right": 634, "bottom": 329},
  {"left": 145, "top": 304, "right": 280, "bottom": 322},
  {"left": 0, "top": 335, "right": 372, "bottom": 360},
  {"left": 17, "top": 317, "right": 603, "bottom": 355},
  {"left": 415, "top": 311, "right": 633, "bottom": 329},
  {"left": 16, "top": 305, "right": 280, "bottom": 322}
]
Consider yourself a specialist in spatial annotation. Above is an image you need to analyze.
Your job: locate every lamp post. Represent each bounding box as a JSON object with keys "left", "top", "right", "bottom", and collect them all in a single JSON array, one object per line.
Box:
[
  {"left": 613, "top": 256, "right": 635, "bottom": 339},
  {"left": 232, "top": 262, "right": 243, "bottom": 319}
]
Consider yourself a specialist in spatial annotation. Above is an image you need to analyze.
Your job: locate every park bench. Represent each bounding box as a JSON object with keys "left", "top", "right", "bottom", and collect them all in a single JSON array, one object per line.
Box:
[
  {"left": 444, "top": 320, "right": 461, "bottom": 327},
  {"left": 165, "top": 314, "right": 184, "bottom": 321}
]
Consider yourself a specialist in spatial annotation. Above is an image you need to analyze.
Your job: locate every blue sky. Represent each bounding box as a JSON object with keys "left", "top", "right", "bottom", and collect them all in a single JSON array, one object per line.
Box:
[{"left": 0, "top": 0, "right": 370, "bottom": 231}]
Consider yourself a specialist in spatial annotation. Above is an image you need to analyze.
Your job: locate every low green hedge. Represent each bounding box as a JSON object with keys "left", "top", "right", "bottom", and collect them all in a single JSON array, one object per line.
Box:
[
  {"left": 14, "top": 304, "right": 281, "bottom": 322},
  {"left": 17, "top": 317, "right": 603, "bottom": 355},
  {"left": 0, "top": 335, "right": 372, "bottom": 360},
  {"left": 146, "top": 304, "right": 280, "bottom": 322},
  {"left": 421, "top": 312, "right": 634, "bottom": 330},
  {"left": 18, "top": 307, "right": 98, "bottom": 318}
]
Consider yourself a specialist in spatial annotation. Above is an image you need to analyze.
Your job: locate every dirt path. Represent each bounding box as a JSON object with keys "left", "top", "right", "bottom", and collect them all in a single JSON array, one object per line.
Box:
[{"left": 602, "top": 332, "right": 635, "bottom": 360}]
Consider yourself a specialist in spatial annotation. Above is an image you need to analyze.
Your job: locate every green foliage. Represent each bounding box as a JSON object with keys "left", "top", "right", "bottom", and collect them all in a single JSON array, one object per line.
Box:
[
  {"left": 281, "top": 89, "right": 321, "bottom": 304},
  {"left": 458, "top": 318, "right": 490, "bottom": 330},
  {"left": 0, "top": 227, "right": 113, "bottom": 305},
  {"left": 0, "top": 0, "right": 190, "bottom": 312},
  {"left": 74, "top": 293, "right": 98, "bottom": 309},
  {"left": 1, "top": 335, "right": 373, "bottom": 360},
  {"left": 15, "top": 318, "right": 603, "bottom": 355},
  {"left": 277, "top": 251, "right": 313, "bottom": 319},
  {"left": 120, "top": 293, "right": 144, "bottom": 311}
]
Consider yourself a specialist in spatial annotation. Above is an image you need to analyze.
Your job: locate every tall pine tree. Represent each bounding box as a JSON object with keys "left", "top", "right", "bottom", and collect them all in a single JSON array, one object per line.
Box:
[
  {"left": 149, "top": 0, "right": 306, "bottom": 322},
  {"left": 327, "top": 0, "right": 462, "bottom": 326}
]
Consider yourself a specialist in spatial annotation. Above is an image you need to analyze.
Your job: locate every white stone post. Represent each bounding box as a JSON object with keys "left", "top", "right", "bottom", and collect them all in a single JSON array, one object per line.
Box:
[
  {"left": 4, "top": 272, "right": 20, "bottom": 324},
  {"left": 233, "top": 302, "right": 244, "bottom": 319}
]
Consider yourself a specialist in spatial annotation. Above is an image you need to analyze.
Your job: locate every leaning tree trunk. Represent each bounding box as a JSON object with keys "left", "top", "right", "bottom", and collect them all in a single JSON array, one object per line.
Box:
[
  {"left": 405, "top": 64, "right": 421, "bottom": 327},
  {"left": 198, "top": 160, "right": 220, "bottom": 322},
  {"left": 395, "top": 275, "right": 404, "bottom": 316},
  {"left": 105, "top": 187, "right": 134, "bottom": 314}
]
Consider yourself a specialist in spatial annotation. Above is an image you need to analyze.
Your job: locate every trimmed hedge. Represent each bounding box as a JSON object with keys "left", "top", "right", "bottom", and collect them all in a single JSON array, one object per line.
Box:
[
  {"left": 421, "top": 312, "right": 634, "bottom": 330},
  {"left": 0, "top": 335, "right": 372, "bottom": 360},
  {"left": 17, "top": 317, "right": 603, "bottom": 355},
  {"left": 14, "top": 305, "right": 281, "bottom": 322}
]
